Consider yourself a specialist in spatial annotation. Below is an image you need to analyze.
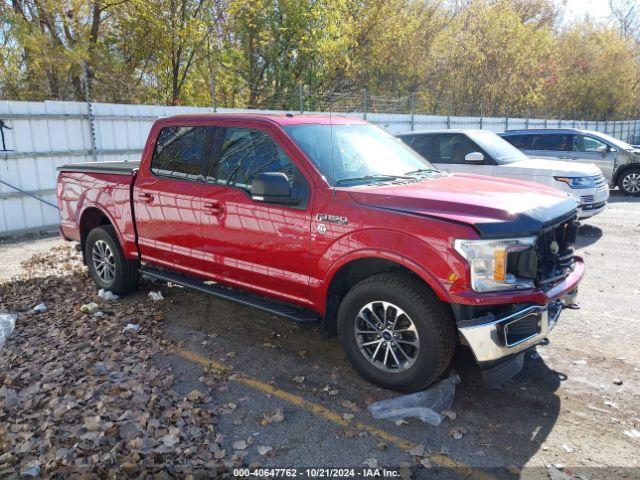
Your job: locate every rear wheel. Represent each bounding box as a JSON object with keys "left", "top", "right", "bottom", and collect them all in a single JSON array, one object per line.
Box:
[
  {"left": 618, "top": 167, "right": 640, "bottom": 196},
  {"left": 337, "top": 273, "right": 456, "bottom": 392},
  {"left": 85, "top": 225, "right": 138, "bottom": 295}
]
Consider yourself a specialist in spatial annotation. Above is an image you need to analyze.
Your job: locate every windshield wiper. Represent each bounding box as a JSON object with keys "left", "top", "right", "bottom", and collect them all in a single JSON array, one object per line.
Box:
[
  {"left": 403, "top": 168, "right": 439, "bottom": 176},
  {"left": 336, "top": 174, "right": 412, "bottom": 185}
]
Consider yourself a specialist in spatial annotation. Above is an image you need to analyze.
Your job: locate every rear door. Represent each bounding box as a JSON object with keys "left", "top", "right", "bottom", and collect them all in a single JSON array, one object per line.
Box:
[
  {"left": 133, "top": 125, "right": 215, "bottom": 275},
  {"left": 199, "top": 124, "right": 313, "bottom": 304},
  {"left": 524, "top": 133, "right": 574, "bottom": 161}
]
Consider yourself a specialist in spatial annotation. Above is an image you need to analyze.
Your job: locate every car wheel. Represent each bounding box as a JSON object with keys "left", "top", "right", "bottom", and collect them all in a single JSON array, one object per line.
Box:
[
  {"left": 337, "top": 273, "right": 456, "bottom": 392},
  {"left": 618, "top": 167, "right": 640, "bottom": 196},
  {"left": 85, "top": 225, "right": 138, "bottom": 295}
]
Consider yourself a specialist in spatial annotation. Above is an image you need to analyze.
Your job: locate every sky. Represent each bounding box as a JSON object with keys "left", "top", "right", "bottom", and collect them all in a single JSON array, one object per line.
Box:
[{"left": 559, "top": 0, "right": 613, "bottom": 25}]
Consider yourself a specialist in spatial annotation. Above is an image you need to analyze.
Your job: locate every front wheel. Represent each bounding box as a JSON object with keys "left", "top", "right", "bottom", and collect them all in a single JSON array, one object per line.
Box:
[
  {"left": 85, "top": 225, "right": 138, "bottom": 295},
  {"left": 337, "top": 273, "right": 456, "bottom": 392},
  {"left": 618, "top": 167, "right": 640, "bottom": 196}
]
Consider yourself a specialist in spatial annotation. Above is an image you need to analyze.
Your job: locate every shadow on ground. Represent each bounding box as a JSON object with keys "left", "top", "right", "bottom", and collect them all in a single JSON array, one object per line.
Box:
[{"left": 159, "top": 286, "right": 563, "bottom": 475}]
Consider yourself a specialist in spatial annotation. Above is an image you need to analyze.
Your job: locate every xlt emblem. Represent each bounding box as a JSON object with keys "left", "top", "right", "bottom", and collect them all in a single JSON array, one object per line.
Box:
[
  {"left": 550, "top": 241, "right": 560, "bottom": 255},
  {"left": 316, "top": 213, "right": 348, "bottom": 225}
]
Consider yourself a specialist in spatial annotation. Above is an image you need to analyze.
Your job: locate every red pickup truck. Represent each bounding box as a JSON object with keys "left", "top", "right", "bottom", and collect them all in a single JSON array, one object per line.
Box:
[{"left": 57, "top": 114, "right": 584, "bottom": 391}]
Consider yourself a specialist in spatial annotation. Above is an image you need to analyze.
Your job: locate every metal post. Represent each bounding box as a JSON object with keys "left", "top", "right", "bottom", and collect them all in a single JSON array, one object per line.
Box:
[
  {"left": 299, "top": 83, "right": 304, "bottom": 114},
  {"left": 604, "top": 115, "right": 608, "bottom": 135},
  {"left": 479, "top": 100, "right": 483, "bottom": 130},
  {"left": 409, "top": 93, "right": 416, "bottom": 131},
  {"left": 504, "top": 106, "right": 509, "bottom": 131},
  {"left": 525, "top": 108, "right": 530, "bottom": 129},
  {"left": 209, "top": 75, "right": 217, "bottom": 112},
  {"left": 544, "top": 107, "right": 548, "bottom": 129},
  {"left": 446, "top": 97, "right": 452, "bottom": 129},
  {"left": 363, "top": 88, "right": 368, "bottom": 120},
  {"left": 82, "top": 63, "right": 98, "bottom": 162},
  {"left": 558, "top": 110, "right": 562, "bottom": 128},
  {"left": 572, "top": 110, "right": 576, "bottom": 128}
]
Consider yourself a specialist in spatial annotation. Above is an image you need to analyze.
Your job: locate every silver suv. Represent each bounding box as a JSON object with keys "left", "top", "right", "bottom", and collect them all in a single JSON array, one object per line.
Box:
[{"left": 500, "top": 128, "right": 640, "bottom": 196}]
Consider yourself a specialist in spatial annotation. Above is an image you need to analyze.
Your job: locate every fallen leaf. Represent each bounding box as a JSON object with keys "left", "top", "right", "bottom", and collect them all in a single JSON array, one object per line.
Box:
[{"left": 257, "top": 446, "right": 273, "bottom": 456}]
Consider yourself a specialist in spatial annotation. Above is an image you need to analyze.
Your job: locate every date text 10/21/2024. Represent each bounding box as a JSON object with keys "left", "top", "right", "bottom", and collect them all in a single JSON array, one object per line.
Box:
[{"left": 232, "top": 468, "right": 402, "bottom": 477}]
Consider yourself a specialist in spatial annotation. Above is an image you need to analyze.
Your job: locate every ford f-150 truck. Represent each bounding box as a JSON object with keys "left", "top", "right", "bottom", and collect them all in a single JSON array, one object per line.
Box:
[{"left": 57, "top": 114, "right": 584, "bottom": 392}]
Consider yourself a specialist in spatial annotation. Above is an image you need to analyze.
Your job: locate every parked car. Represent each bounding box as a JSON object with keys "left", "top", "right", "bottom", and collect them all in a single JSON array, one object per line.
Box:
[
  {"left": 499, "top": 128, "right": 640, "bottom": 196},
  {"left": 397, "top": 129, "right": 608, "bottom": 219},
  {"left": 57, "top": 114, "right": 584, "bottom": 392}
]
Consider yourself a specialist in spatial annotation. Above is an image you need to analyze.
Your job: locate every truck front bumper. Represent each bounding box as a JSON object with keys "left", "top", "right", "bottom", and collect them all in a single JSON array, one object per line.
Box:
[{"left": 458, "top": 293, "right": 575, "bottom": 363}]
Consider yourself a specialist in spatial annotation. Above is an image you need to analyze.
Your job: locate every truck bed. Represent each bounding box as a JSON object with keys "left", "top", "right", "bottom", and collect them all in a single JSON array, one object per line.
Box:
[{"left": 57, "top": 161, "right": 140, "bottom": 175}]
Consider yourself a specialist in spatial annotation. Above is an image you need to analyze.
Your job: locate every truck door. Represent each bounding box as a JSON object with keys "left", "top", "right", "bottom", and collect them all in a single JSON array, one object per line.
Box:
[
  {"left": 199, "top": 125, "right": 312, "bottom": 305},
  {"left": 133, "top": 125, "right": 215, "bottom": 275}
]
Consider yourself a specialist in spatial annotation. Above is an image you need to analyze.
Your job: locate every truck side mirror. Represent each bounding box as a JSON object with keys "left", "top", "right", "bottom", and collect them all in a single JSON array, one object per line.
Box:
[
  {"left": 251, "top": 172, "right": 296, "bottom": 205},
  {"left": 464, "top": 152, "right": 484, "bottom": 163}
]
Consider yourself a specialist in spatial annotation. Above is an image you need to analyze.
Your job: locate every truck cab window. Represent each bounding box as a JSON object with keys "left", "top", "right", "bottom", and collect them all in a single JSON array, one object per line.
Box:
[
  {"left": 211, "top": 127, "right": 296, "bottom": 189},
  {"left": 151, "top": 126, "right": 213, "bottom": 180}
]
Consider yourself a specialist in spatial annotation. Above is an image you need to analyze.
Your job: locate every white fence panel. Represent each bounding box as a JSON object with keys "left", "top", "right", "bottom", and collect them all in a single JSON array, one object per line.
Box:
[{"left": 1, "top": 99, "right": 639, "bottom": 236}]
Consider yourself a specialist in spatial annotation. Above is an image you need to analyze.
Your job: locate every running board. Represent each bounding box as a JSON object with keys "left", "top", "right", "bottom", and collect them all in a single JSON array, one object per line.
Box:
[{"left": 141, "top": 268, "right": 321, "bottom": 324}]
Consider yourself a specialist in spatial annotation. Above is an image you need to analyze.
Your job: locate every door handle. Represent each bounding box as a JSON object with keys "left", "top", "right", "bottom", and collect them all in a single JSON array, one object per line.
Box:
[
  {"left": 138, "top": 192, "right": 154, "bottom": 204},
  {"left": 203, "top": 201, "right": 224, "bottom": 215}
]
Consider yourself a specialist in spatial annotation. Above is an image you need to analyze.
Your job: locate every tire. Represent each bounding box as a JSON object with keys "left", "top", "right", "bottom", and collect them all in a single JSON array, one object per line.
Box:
[
  {"left": 85, "top": 225, "right": 138, "bottom": 295},
  {"left": 337, "top": 273, "right": 456, "bottom": 392},
  {"left": 617, "top": 166, "right": 640, "bottom": 196}
]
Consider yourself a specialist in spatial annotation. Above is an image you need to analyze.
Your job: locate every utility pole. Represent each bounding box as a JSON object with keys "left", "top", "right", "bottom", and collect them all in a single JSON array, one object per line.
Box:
[{"left": 82, "top": 62, "right": 98, "bottom": 162}]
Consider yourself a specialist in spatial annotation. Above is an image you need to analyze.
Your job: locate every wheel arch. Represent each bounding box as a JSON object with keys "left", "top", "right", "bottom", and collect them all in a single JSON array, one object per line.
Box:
[
  {"left": 613, "top": 162, "right": 640, "bottom": 187},
  {"left": 322, "top": 254, "right": 451, "bottom": 339},
  {"left": 78, "top": 206, "right": 117, "bottom": 263}
]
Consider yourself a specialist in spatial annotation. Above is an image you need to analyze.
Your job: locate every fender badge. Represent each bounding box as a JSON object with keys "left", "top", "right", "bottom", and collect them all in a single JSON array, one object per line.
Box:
[
  {"left": 316, "top": 213, "right": 348, "bottom": 225},
  {"left": 317, "top": 223, "right": 327, "bottom": 234}
]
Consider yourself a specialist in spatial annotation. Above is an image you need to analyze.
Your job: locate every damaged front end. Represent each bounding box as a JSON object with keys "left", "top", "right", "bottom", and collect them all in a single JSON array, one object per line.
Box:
[{"left": 452, "top": 215, "right": 583, "bottom": 387}]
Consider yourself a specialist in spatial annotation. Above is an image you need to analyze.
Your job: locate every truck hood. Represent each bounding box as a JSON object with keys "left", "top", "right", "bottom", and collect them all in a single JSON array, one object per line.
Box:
[
  {"left": 498, "top": 158, "right": 602, "bottom": 177},
  {"left": 348, "top": 173, "right": 578, "bottom": 237}
]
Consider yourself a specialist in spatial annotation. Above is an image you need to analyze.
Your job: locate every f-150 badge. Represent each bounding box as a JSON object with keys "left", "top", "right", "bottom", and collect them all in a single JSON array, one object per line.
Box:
[{"left": 316, "top": 214, "right": 348, "bottom": 225}]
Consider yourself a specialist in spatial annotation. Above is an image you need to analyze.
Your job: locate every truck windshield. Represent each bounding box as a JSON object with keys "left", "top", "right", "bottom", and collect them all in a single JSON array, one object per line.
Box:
[
  {"left": 466, "top": 130, "right": 530, "bottom": 164},
  {"left": 283, "top": 124, "right": 438, "bottom": 186}
]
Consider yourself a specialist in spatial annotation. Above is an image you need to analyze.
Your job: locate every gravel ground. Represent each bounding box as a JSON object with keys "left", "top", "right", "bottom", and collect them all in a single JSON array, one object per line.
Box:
[{"left": 0, "top": 192, "right": 639, "bottom": 479}]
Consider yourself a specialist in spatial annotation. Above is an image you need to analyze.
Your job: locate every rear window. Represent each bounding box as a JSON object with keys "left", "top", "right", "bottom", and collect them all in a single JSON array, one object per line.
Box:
[
  {"left": 528, "top": 134, "right": 573, "bottom": 152},
  {"left": 151, "top": 126, "right": 213, "bottom": 180}
]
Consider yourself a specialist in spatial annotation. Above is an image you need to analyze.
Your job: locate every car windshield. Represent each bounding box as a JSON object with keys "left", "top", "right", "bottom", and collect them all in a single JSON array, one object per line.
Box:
[
  {"left": 466, "top": 130, "right": 529, "bottom": 164},
  {"left": 590, "top": 131, "right": 634, "bottom": 151},
  {"left": 283, "top": 124, "right": 438, "bottom": 186}
]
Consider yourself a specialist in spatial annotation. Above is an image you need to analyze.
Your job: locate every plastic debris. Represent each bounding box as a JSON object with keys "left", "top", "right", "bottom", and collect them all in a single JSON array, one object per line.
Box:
[
  {"left": 20, "top": 463, "right": 41, "bottom": 478},
  {"left": 122, "top": 323, "right": 140, "bottom": 334},
  {"left": 80, "top": 302, "right": 99, "bottom": 313},
  {"left": 148, "top": 291, "right": 164, "bottom": 301},
  {"left": 0, "top": 313, "right": 17, "bottom": 349},
  {"left": 98, "top": 289, "right": 119, "bottom": 301},
  {"left": 368, "top": 373, "right": 460, "bottom": 426},
  {"left": 33, "top": 303, "right": 47, "bottom": 313},
  {"left": 624, "top": 428, "right": 640, "bottom": 439}
]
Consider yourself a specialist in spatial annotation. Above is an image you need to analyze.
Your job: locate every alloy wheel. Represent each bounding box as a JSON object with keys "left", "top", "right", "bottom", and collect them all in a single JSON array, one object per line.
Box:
[
  {"left": 622, "top": 173, "right": 640, "bottom": 194},
  {"left": 354, "top": 301, "right": 420, "bottom": 373},
  {"left": 92, "top": 240, "right": 116, "bottom": 283}
]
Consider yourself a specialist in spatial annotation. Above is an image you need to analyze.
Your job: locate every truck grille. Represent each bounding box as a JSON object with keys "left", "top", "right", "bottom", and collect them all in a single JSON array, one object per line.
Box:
[{"left": 535, "top": 215, "right": 578, "bottom": 289}]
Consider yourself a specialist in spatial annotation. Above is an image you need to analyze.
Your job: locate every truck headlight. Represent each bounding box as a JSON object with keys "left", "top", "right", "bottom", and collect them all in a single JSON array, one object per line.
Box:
[
  {"left": 554, "top": 176, "right": 596, "bottom": 189},
  {"left": 454, "top": 237, "right": 536, "bottom": 292}
]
